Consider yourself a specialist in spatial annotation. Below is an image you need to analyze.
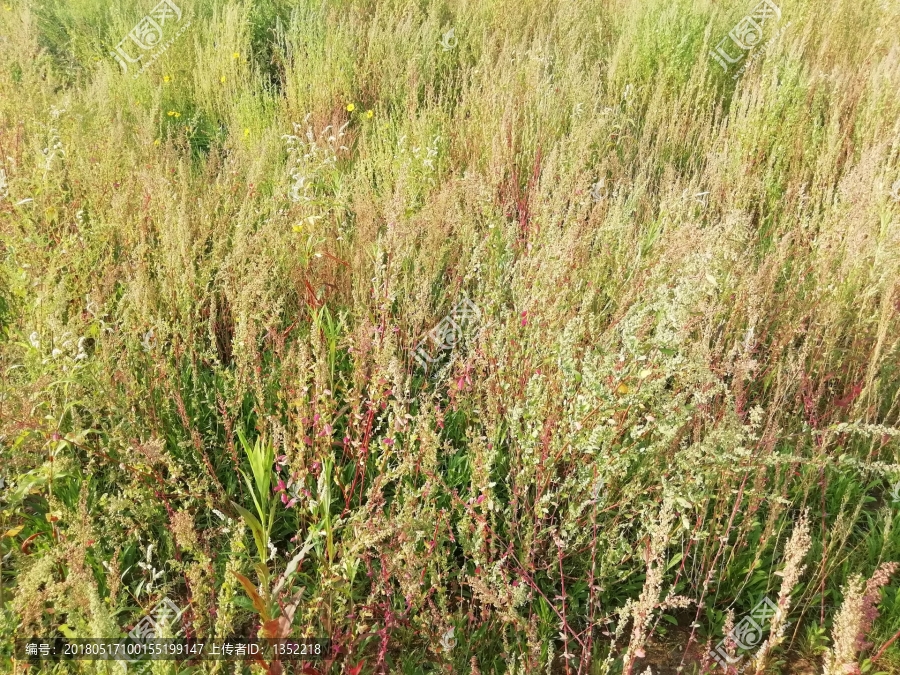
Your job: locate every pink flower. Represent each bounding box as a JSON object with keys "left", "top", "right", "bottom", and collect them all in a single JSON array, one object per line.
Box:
[
  {"left": 274, "top": 479, "right": 287, "bottom": 493},
  {"left": 475, "top": 494, "right": 486, "bottom": 504}
]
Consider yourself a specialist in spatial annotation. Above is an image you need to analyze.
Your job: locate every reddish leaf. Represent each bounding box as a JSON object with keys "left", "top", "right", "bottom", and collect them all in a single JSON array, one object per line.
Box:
[
  {"left": 259, "top": 616, "right": 291, "bottom": 639},
  {"left": 232, "top": 570, "right": 269, "bottom": 619},
  {"left": 260, "top": 589, "right": 303, "bottom": 638},
  {"left": 21, "top": 532, "right": 43, "bottom": 553}
]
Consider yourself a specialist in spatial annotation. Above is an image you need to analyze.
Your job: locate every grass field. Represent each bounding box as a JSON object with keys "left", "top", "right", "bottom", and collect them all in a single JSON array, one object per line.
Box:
[{"left": 1, "top": 0, "right": 899, "bottom": 673}]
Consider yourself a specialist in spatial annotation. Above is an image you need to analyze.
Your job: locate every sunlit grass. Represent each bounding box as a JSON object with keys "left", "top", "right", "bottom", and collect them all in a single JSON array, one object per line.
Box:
[{"left": 1, "top": 0, "right": 899, "bottom": 673}]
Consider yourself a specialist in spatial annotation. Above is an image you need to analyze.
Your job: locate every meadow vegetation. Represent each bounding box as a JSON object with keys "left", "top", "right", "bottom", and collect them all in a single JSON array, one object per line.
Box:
[{"left": 0, "top": 0, "right": 899, "bottom": 673}]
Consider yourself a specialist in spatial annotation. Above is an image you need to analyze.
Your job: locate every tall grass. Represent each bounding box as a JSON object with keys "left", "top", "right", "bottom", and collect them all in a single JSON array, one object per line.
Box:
[{"left": 0, "top": 0, "right": 899, "bottom": 673}]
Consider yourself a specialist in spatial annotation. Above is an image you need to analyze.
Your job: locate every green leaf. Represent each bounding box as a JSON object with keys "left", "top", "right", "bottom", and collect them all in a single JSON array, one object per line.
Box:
[
  {"left": 232, "top": 500, "right": 267, "bottom": 563},
  {"left": 57, "top": 624, "right": 78, "bottom": 638},
  {"left": 666, "top": 552, "right": 684, "bottom": 571},
  {"left": 239, "top": 469, "right": 266, "bottom": 525}
]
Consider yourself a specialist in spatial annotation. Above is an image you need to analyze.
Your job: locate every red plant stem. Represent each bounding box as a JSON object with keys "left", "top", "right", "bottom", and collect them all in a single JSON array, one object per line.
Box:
[
  {"left": 819, "top": 464, "right": 827, "bottom": 624},
  {"left": 320, "top": 250, "right": 350, "bottom": 267},
  {"left": 217, "top": 390, "right": 241, "bottom": 475},
  {"left": 529, "top": 414, "right": 556, "bottom": 571},
  {"left": 418, "top": 511, "right": 445, "bottom": 587},
  {"left": 167, "top": 369, "right": 226, "bottom": 499},
  {"left": 421, "top": 468, "right": 587, "bottom": 652},
  {"left": 872, "top": 628, "right": 900, "bottom": 663},
  {"left": 679, "top": 472, "right": 749, "bottom": 669},
  {"left": 646, "top": 509, "right": 705, "bottom": 640},
  {"left": 342, "top": 401, "right": 374, "bottom": 516},
  {"left": 580, "top": 468, "right": 601, "bottom": 675},
  {"left": 558, "top": 538, "right": 571, "bottom": 675}
]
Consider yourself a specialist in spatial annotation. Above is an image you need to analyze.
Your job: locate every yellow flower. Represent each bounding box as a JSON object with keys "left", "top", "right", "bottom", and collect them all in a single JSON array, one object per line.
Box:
[
  {"left": 220, "top": 76, "right": 226, "bottom": 83},
  {"left": 163, "top": 75, "right": 171, "bottom": 83},
  {"left": 232, "top": 52, "right": 240, "bottom": 59},
  {"left": 346, "top": 103, "right": 355, "bottom": 112},
  {"left": 174, "top": 112, "right": 181, "bottom": 118},
  {"left": 365, "top": 109, "right": 373, "bottom": 118},
  {"left": 167, "top": 110, "right": 176, "bottom": 116},
  {"left": 153, "top": 139, "right": 160, "bottom": 146},
  {"left": 3, "top": 4, "right": 10, "bottom": 10},
  {"left": 244, "top": 128, "right": 250, "bottom": 137},
  {"left": 292, "top": 224, "right": 303, "bottom": 233}
]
